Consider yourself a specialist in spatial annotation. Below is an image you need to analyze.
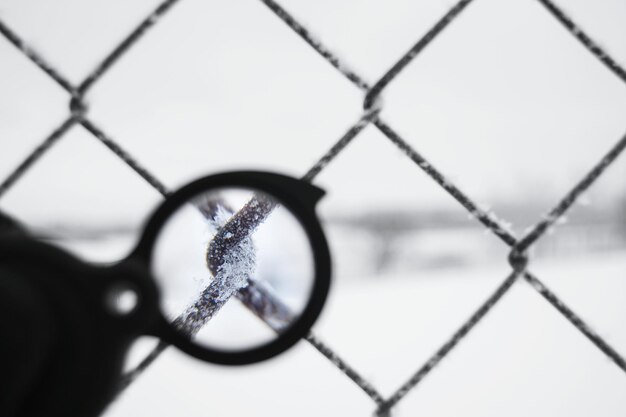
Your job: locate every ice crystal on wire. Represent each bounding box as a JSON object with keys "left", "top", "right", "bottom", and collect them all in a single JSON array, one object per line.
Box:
[
  {"left": 210, "top": 238, "right": 255, "bottom": 302},
  {"left": 174, "top": 194, "right": 276, "bottom": 337}
]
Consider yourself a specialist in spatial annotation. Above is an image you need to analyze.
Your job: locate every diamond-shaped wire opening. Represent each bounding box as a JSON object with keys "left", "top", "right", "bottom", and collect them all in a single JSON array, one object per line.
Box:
[
  {"left": 378, "top": 0, "right": 626, "bottom": 233},
  {"left": 394, "top": 279, "right": 626, "bottom": 417},
  {"left": 84, "top": 0, "right": 364, "bottom": 188},
  {"left": 307, "top": 126, "right": 515, "bottom": 394}
]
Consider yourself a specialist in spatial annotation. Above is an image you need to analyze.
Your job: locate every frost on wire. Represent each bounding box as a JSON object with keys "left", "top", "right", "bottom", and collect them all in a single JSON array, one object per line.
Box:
[{"left": 173, "top": 193, "right": 276, "bottom": 337}]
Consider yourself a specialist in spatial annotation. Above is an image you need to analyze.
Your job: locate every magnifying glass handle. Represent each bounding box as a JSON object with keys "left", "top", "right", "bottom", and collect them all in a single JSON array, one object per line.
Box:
[{"left": 0, "top": 236, "right": 138, "bottom": 417}]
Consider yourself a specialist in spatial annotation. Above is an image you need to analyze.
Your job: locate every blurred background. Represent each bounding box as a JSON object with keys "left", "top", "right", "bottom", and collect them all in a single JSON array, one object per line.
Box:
[{"left": 1, "top": 0, "right": 625, "bottom": 415}]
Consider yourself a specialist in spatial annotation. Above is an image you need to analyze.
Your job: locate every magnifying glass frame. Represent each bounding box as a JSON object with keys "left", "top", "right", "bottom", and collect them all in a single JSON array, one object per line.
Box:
[{"left": 127, "top": 171, "right": 331, "bottom": 365}]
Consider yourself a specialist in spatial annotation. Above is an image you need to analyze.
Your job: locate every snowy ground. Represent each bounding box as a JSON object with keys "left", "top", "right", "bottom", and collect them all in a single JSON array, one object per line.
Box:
[{"left": 99, "top": 248, "right": 626, "bottom": 417}]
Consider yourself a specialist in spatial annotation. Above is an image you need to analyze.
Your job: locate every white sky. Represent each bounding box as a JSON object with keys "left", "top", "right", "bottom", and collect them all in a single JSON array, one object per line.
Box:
[{"left": 0, "top": 0, "right": 625, "bottom": 229}]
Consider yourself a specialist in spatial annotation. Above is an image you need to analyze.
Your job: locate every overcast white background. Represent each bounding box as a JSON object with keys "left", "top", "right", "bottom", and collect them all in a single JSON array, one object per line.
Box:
[{"left": 1, "top": 0, "right": 626, "bottom": 416}]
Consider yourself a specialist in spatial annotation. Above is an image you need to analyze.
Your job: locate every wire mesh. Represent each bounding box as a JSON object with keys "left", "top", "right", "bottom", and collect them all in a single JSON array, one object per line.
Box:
[{"left": 1, "top": 0, "right": 625, "bottom": 415}]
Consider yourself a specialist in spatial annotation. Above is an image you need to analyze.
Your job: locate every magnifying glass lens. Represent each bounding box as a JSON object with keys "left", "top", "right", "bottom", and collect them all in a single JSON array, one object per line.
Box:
[{"left": 151, "top": 188, "right": 315, "bottom": 353}]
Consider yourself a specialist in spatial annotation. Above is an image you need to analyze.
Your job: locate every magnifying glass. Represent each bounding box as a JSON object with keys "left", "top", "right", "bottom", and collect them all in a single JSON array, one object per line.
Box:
[
  {"left": 129, "top": 170, "right": 331, "bottom": 365},
  {"left": 0, "top": 171, "right": 331, "bottom": 417}
]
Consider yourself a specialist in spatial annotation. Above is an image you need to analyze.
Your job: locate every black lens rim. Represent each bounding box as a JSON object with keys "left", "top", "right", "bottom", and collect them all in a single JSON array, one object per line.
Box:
[{"left": 129, "top": 171, "right": 331, "bottom": 365}]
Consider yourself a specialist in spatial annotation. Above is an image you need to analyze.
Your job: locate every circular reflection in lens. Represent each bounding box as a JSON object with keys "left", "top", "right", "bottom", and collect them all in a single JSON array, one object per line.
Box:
[{"left": 151, "top": 188, "right": 314, "bottom": 352}]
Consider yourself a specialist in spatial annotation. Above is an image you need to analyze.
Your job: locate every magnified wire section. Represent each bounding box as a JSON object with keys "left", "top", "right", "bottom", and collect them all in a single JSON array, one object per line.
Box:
[{"left": 152, "top": 188, "right": 315, "bottom": 352}]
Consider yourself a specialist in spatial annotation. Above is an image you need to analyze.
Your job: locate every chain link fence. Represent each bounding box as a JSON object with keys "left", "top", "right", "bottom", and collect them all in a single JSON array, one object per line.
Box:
[{"left": 1, "top": 0, "right": 625, "bottom": 415}]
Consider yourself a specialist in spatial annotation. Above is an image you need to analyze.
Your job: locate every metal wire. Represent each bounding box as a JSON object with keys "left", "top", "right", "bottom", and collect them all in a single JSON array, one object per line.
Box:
[{"left": 1, "top": 0, "right": 625, "bottom": 415}]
